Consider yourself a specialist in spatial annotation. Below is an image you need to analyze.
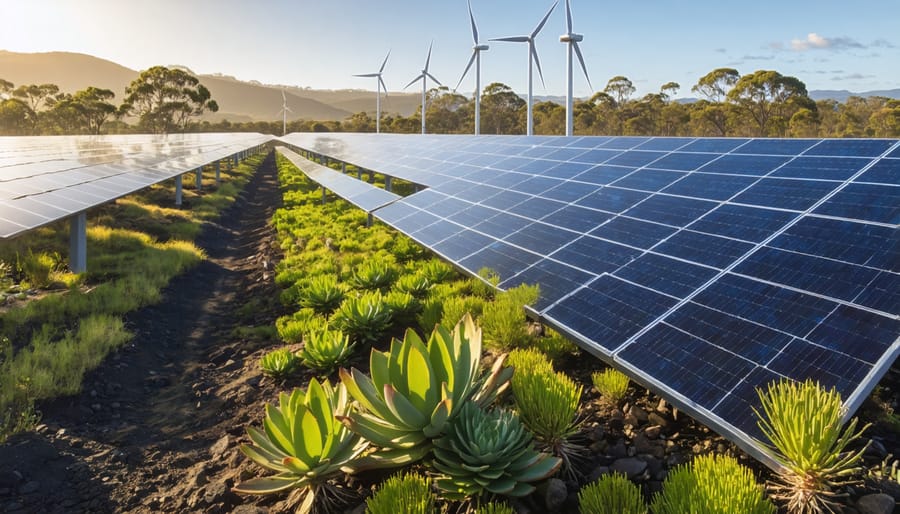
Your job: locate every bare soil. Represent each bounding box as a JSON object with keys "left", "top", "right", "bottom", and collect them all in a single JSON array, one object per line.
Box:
[{"left": 0, "top": 151, "right": 896, "bottom": 514}]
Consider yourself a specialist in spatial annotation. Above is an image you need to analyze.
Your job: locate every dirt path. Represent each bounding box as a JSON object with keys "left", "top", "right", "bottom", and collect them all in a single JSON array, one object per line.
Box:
[{"left": 0, "top": 151, "right": 286, "bottom": 514}]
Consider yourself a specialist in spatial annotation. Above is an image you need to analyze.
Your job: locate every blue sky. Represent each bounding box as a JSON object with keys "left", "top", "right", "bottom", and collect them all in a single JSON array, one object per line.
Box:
[{"left": 3, "top": 0, "right": 899, "bottom": 98}]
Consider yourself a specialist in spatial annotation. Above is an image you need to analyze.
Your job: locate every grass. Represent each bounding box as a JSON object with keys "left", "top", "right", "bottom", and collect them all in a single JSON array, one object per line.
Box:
[{"left": 0, "top": 152, "right": 264, "bottom": 441}]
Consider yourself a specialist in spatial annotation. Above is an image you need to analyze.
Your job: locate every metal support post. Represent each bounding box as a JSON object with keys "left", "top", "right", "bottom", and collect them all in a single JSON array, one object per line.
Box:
[
  {"left": 215, "top": 161, "right": 221, "bottom": 185},
  {"left": 385, "top": 176, "right": 393, "bottom": 192},
  {"left": 195, "top": 167, "right": 202, "bottom": 191},
  {"left": 321, "top": 186, "right": 327, "bottom": 205},
  {"left": 69, "top": 212, "right": 87, "bottom": 273},
  {"left": 175, "top": 174, "right": 183, "bottom": 207},
  {"left": 367, "top": 213, "right": 373, "bottom": 227}
]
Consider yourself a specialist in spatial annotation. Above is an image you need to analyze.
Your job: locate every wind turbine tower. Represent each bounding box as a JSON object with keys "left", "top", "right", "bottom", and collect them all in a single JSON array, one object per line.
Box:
[
  {"left": 455, "top": 0, "right": 489, "bottom": 135},
  {"left": 405, "top": 42, "right": 442, "bottom": 135},
  {"left": 491, "top": 0, "right": 558, "bottom": 136},
  {"left": 279, "top": 90, "right": 293, "bottom": 136},
  {"left": 560, "top": 0, "right": 591, "bottom": 136},
  {"left": 353, "top": 51, "right": 390, "bottom": 133}
]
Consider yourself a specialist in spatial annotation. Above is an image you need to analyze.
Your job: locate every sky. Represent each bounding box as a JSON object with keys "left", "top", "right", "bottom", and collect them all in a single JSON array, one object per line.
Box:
[{"left": 2, "top": 0, "right": 899, "bottom": 99}]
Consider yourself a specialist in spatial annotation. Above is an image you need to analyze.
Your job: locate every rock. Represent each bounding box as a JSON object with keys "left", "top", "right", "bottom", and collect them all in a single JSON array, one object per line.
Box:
[
  {"left": 540, "top": 478, "right": 568, "bottom": 511},
  {"left": 607, "top": 440, "right": 628, "bottom": 459},
  {"left": 231, "top": 506, "right": 267, "bottom": 514},
  {"left": 865, "top": 439, "right": 888, "bottom": 459},
  {"left": 588, "top": 466, "right": 610, "bottom": 482},
  {"left": 610, "top": 458, "right": 647, "bottom": 479},
  {"left": 856, "top": 493, "right": 896, "bottom": 514},
  {"left": 609, "top": 409, "right": 625, "bottom": 431},
  {"left": 20, "top": 481, "right": 40, "bottom": 494},
  {"left": 203, "top": 481, "right": 230, "bottom": 505},
  {"left": 644, "top": 425, "right": 661, "bottom": 439},
  {"left": 648, "top": 412, "right": 669, "bottom": 428},
  {"left": 633, "top": 434, "right": 665, "bottom": 459},
  {"left": 3, "top": 501, "right": 23, "bottom": 512},
  {"left": 210, "top": 435, "right": 230, "bottom": 458},
  {"left": 188, "top": 464, "right": 210, "bottom": 487},
  {"left": 0, "top": 471, "right": 21, "bottom": 488},
  {"left": 628, "top": 406, "right": 649, "bottom": 423}
]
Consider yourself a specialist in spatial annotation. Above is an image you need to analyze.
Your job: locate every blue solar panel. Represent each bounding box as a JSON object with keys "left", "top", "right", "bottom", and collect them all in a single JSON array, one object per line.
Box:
[
  {"left": 458, "top": 241, "right": 540, "bottom": 280},
  {"left": 699, "top": 154, "right": 791, "bottom": 175},
  {"left": 576, "top": 186, "right": 649, "bottom": 213},
  {"left": 813, "top": 183, "right": 900, "bottom": 224},
  {"left": 856, "top": 159, "right": 900, "bottom": 184},
  {"left": 591, "top": 217, "right": 677, "bottom": 249},
  {"left": 500, "top": 258, "right": 593, "bottom": 310}
]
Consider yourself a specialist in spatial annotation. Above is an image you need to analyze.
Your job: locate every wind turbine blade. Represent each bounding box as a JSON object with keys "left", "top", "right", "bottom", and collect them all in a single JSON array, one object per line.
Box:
[
  {"left": 378, "top": 76, "right": 388, "bottom": 97},
  {"left": 532, "top": 0, "right": 559, "bottom": 38},
  {"left": 531, "top": 44, "right": 546, "bottom": 89},
  {"left": 490, "top": 35, "right": 530, "bottom": 42},
  {"left": 425, "top": 41, "right": 434, "bottom": 71},
  {"left": 380, "top": 50, "right": 391, "bottom": 73},
  {"left": 282, "top": 90, "right": 286, "bottom": 102},
  {"left": 354, "top": 73, "right": 379, "bottom": 77},
  {"left": 573, "top": 42, "right": 593, "bottom": 91},
  {"left": 425, "top": 72, "right": 443, "bottom": 87},
  {"left": 404, "top": 74, "right": 424, "bottom": 90},
  {"left": 455, "top": 51, "right": 478, "bottom": 91},
  {"left": 285, "top": 106, "right": 293, "bottom": 113},
  {"left": 468, "top": 0, "right": 479, "bottom": 44}
]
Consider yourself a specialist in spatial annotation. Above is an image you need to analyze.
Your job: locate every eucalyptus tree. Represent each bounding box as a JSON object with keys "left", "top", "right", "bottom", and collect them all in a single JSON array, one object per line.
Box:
[
  {"left": 727, "top": 70, "right": 813, "bottom": 136},
  {"left": 120, "top": 66, "right": 218, "bottom": 133}
]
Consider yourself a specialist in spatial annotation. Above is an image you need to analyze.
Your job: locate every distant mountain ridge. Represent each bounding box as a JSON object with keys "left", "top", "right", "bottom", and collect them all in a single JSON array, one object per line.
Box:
[{"left": 1, "top": 51, "right": 896, "bottom": 122}]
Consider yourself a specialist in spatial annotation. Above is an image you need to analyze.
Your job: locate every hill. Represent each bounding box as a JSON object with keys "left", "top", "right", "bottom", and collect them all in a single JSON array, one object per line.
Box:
[{"left": 0, "top": 50, "right": 421, "bottom": 121}]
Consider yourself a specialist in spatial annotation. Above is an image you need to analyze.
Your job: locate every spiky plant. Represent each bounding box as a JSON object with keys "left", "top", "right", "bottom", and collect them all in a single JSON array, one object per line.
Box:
[
  {"left": 650, "top": 454, "right": 775, "bottom": 514},
  {"left": 506, "top": 348, "right": 554, "bottom": 381},
  {"left": 259, "top": 347, "right": 300, "bottom": 379},
  {"left": 338, "top": 314, "right": 512, "bottom": 470},
  {"left": 477, "top": 502, "right": 515, "bottom": 514},
  {"left": 481, "top": 283, "right": 540, "bottom": 351},
  {"left": 433, "top": 403, "right": 562, "bottom": 500},
  {"left": 300, "top": 329, "right": 355, "bottom": 374},
  {"left": 419, "top": 259, "right": 456, "bottom": 284},
  {"left": 754, "top": 379, "right": 870, "bottom": 514},
  {"left": 234, "top": 380, "right": 369, "bottom": 514},
  {"left": 348, "top": 260, "right": 399, "bottom": 291},
  {"left": 393, "top": 274, "right": 432, "bottom": 299},
  {"left": 591, "top": 368, "right": 630, "bottom": 405},
  {"left": 384, "top": 290, "right": 422, "bottom": 328},
  {"left": 578, "top": 473, "right": 646, "bottom": 514},
  {"left": 330, "top": 291, "right": 393, "bottom": 345},
  {"left": 440, "top": 295, "right": 486, "bottom": 328},
  {"left": 364, "top": 473, "right": 434, "bottom": 514},
  {"left": 299, "top": 275, "right": 346, "bottom": 314}
]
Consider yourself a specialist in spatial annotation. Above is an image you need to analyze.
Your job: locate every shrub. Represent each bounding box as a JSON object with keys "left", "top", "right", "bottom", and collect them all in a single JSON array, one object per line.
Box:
[
  {"left": 393, "top": 274, "right": 432, "bottom": 299},
  {"left": 365, "top": 473, "right": 434, "bottom": 514},
  {"left": 417, "top": 298, "right": 444, "bottom": 334},
  {"left": 348, "top": 260, "right": 398, "bottom": 291},
  {"left": 440, "top": 295, "right": 485, "bottom": 328},
  {"left": 338, "top": 314, "right": 512, "bottom": 470},
  {"left": 592, "top": 368, "right": 630, "bottom": 405},
  {"left": 259, "top": 347, "right": 300, "bottom": 379},
  {"left": 17, "top": 250, "right": 57, "bottom": 288},
  {"left": 470, "top": 267, "right": 500, "bottom": 298},
  {"left": 299, "top": 329, "right": 355, "bottom": 374},
  {"left": 755, "top": 379, "right": 870, "bottom": 514},
  {"left": 650, "top": 454, "right": 775, "bottom": 514},
  {"left": 419, "top": 259, "right": 456, "bottom": 284},
  {"left": 330, "top": 292, "right": 393, "bottom": 345},
  {"left": 507, "top": 348, "right": 554, "bottom": 380},
  {"left": 234, "top": 380, "right": 369, "bottom": 514},
  {"left": 433, "top": 403, "right": 561, "bottom": 500},
  {"left": 481, "top": 283, "right": 539, "bottom": 351},
  {"left": 535, "top": 329, "right": 580, "bottom": 361},
  {"left": 298, "top": 275, "right": 345, "bottom": 314},
  {"left": 276, "top": 309, "right": 326, "bottom": 344},
  {"left": 477, "top": 503, "right": 514, "bottom": 514},
  {"left": 578, "top": 473, "right": 646, "bottom": 514},
  {"left": 383, "top": 290, "right": 422, "bottom": 328}
]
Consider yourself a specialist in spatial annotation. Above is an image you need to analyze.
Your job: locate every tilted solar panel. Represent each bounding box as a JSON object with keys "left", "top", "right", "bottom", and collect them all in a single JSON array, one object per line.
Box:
[{"left": 280, "top": 132, "right": 899, "bottom": 469}]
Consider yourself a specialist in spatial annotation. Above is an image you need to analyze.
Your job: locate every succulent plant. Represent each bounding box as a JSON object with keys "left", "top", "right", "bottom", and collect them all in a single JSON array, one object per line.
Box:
[
  {"left": 330, "top": 291, "right": 393, "bottom": 345},
  {"left": 348, "top": 260, "right": 398, "bottom": 291},
  {"left": 300, "top": 329, "right": 355, "bottom": 374},
  {"left": 477, "top": 503, "right": 515, "bottom": 514},
  {"left": 299, "top": 275, "right": 346, "bottom": 314},
  {"left": 578, "top": 473, "right": 646, "bottom": 514},
  {"left": 364, "top": 473, "right": 434, "bottom": 514},
  {"left": 481, "top": 283, "right": 540, "bottom": 351},
  {"left": 259, "top": 347, "right": 300, "bottom": 379},
  {"left": 233, "top": 379, "right": 369, "bottom": 514},
  {"left": 393, "top": 274, "right": 432, "bottom": 299},
  {"left": 591, "top": 368, "right": 630, "bottom": 405},
  {"left": 650, "top": 454, "right": 775, "bottom": 514},
  {"left": 419, "top": 259, "right": 456, "bottom": 284},
  {"left": 338, "top": 314, "right": 512, "bottom": 469},
  {"left": 755, "top": 379, "right": 870, "bottom": 514},
  {"left": 432, "top": 403, "right": 562, "bottom": 500},
  {"left": 383, "top": 290, "right": 422, "bottom": 328}
]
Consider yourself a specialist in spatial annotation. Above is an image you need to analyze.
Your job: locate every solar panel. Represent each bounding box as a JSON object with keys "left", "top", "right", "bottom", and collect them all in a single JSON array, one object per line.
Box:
[{"left": 279, "top": 132, "right": 900, "bottom": 470}]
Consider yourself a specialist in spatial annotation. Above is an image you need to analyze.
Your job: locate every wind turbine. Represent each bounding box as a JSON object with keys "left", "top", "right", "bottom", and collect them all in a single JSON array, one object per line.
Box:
[
  {"left": 560, "top": 0, "right": 591, "bottom": 136},
  {"left": 405, "top": 42, "right": 442, "bottom": 135},
  {"left": 353, "top": 51, "right": 390, "bottom": 133},
  {"left": 491, "top": 0, "right": 558, "bottom": 136},
  {"left": 454, "top": 0, "right": 489, "bottom": 135},
  {"left": 278, "top": 90, "right": 292, "bottom": 136}
]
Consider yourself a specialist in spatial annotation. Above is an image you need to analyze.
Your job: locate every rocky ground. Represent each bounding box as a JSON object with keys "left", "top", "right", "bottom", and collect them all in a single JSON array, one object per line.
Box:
[{"left": 0, "top": 151, "right": 897, "bottom": 514}]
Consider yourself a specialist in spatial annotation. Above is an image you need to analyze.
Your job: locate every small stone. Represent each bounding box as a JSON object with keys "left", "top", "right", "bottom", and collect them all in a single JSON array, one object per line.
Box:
[
  {"left": 20, "top": 481, "right": 40, "bottom": 494},
  {"left": 540, "top": 478, "right": 568, "bottom": 511},
  {"left": 4, "top": 501, "right": 23, "bottom": 512},
  {"left": 91, "top": 403, "right": 102, "bottom": 411},
  {"left": 588, "top": 466, "right": 610, "bottom": 482},
  {"left": 628, "top": 406, "right": 649, "bottom": 423},
  {"left": 607, "top": 440, "right": 628, "bottom": 459},
  {"left": 0, "top": 471, "right": 21, "bottom": 488},
  {"left": 644, "top": 425, "right": 661, "bottom": 439},
  {"left": 865, "top": 439, "right": 888, "bottom": 459},
  {"left": 856, "top": 493, "right": 896, "bottom": 514},
  {"left": 210, "top": 435, "right": 230, "bottom": 458},
  {"left": 203, "top": 481, "right": 229, "bottom": 505},
  {"left": 648, "top": 412, "right": 669, "bottom": 428},
  {"left": 111, "top": 402, "right": 121, "bottom": 409},
  {"left": 610, "top": 457, "right": 647, "bottom": 479}
]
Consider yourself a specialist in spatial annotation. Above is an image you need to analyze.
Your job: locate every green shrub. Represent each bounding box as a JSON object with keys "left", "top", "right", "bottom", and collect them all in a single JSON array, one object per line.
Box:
[
  {"left": 393, "top": 274, "right": 432, "bottom": 299},
  {"left": 507, "top": 347, "right": 554, "bottom": 380},
  {"left": 299, "top": 329, "right": 355, "bottom": 374},
  {"left": 650, "top": 454, "right": 775, "bottom": 514},
  {"left": 419, "top": 259, "right": 456, "bottom": 284},
  {"left": 481, "top": 283, "right": 539, "bottom": 351},
  {"left": 348, "top": 260, "right": 398, "bottom": 291},
  {"left": 298, "top": 275, "right": 345, "bottom": 314},
  {"left": 330, "top": 292, "right": 393, "bottom": 345},
  {"left": 259, "top": 347, "right": 300, "bottom": 379},
  {"left": 755, "top": 379, "right": 870, "bottom": 514},
  {"left": 592, "top": 368, "right": 630, "bottom": 405},
  {"left": 470, "top": 267, "right": 500, "bottom": 298},
  {"left": 234, "top": 380, "right": 369, "bottom": 514},
  {"left": 535, "top": 329, "right": 580, "bottom": 361},
  {"left": 440, "top": 295, "right": 485, "bottom": 328},
  {"left": 384, "top": 290, "right": 422, "bottom": 328},
  {"left": 578, "top": 473, "right": 646, "bottom": 514},
  {"left": 276, "top": 309, "right": 326, "bottom": 344},
  {"left": 477, "top": 503, "right": 515, "bottom": 514},
  {"left": 417, "top": 298, "right": 443, "bottom": 334},
  {"left": 433, "top": 403, "right": 561, "bottom": 500},
  {"left": 365, "top": 473, "right": 434, "bottom": 514},
  {"left": 17, "top": 250, "right": 58, "bottom": 288}
]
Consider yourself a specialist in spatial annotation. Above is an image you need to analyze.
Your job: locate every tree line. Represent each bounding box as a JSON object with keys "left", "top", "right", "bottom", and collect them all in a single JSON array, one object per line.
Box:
[{"left": 2, "top": 67, "right": 898, "bottom": 137}]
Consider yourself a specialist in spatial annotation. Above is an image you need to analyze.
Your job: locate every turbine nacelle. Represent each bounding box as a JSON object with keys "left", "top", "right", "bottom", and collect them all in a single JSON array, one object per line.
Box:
[
  {"left": 559, "top": 33, "right": 583, "bottom": 43},
  {"left": 474, "top": 44, "right": 490, "bottom": 51}
]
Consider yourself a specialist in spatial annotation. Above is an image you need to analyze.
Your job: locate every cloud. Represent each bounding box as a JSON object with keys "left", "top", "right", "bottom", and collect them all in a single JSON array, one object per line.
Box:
[
  {"left": 742, "top": 55, "right": 775, "bottom": 61},
  {"left": 832, "top": 73, "right": 874, "bottom": 81},
  {"left": 714, "top": 48, "right": 727, "bottom": 53},
  {"left": 790, "top": 33, "right": 866, "bottom": 51},
  {"left": 872, "top": 39, "right": 896, "bottom": 49}
]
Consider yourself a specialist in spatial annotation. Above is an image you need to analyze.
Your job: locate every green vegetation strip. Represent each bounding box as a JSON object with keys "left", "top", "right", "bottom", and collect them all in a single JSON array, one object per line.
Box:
[{"left": 0, "top": 154, "right": 264, "bottom": 440}]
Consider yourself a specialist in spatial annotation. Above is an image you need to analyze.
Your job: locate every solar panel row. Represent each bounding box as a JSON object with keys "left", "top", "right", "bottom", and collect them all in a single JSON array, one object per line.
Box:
[{"left": 280, "top": 132, "right": 899, "bottom": 469}]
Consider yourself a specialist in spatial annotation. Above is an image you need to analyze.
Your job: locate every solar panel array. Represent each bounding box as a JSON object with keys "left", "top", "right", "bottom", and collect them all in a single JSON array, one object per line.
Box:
[
  {"left": 0, "top": 133, "right": 271, "bottom": 239},
  {"left": 281, "top": 132, "right": 899, "bottom": 467}
]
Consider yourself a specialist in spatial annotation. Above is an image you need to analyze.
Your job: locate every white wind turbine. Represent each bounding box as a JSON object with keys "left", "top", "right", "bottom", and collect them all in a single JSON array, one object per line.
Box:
[
  {"left": 405, "top": 42, "right": 442, "bottom": 135},
  {"left": 560, "top": 0, "right": 592, "bottom": 136},
  {"left": 278, "top": 90, "right": 292, "bottom": 136},
  {"left": 353, "top": 51, "right": 390, "bottom": 133},
  {"left": 454, "top": 0, "right": 489, "bottom": 135},
  {"left": 491, "top": 0, "right": 559, "bottom": 136}
]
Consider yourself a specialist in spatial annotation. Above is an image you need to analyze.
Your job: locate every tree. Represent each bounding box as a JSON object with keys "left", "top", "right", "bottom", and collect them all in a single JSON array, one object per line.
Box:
[
  {"left": 532, "top": 100, "right": 564, "bottom": 135},
  {"left": 660, "top": 82, "right": 680, "bottom": 102},
  {"left": 12, "top": 83, "right": 59, "bottom": 133},
  {"left": 867, "top": 99, "right": 900, "bottom": 137},
  {"left": 0, "top": 78, "right": 13, "bottom": 98},
  {"left": 603, "top": 76, "right": 636, "bottom": 107},
  {"left": 727, "top": 70, "right": 813, "bottom": 136},
  {"left": 480, "top": 82, "right": 524, "bottom": 135},
  {"left": 120, "top": 66, "right": 219, "bottom": 133},
  {"left": 73, "top": 87, "right": 117, "bottom": 134},
  {"left": 425, "top": 86, "right": 469, "bottom": 134},
  {"left": 691, "top": 68, "right": 739, "bottom": 136},
  {"left": 692, "top": 68, "right": 739, "bottom": 103},
  {"left": 0, "top": 98, "right": 29, "bottom": 135}
]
